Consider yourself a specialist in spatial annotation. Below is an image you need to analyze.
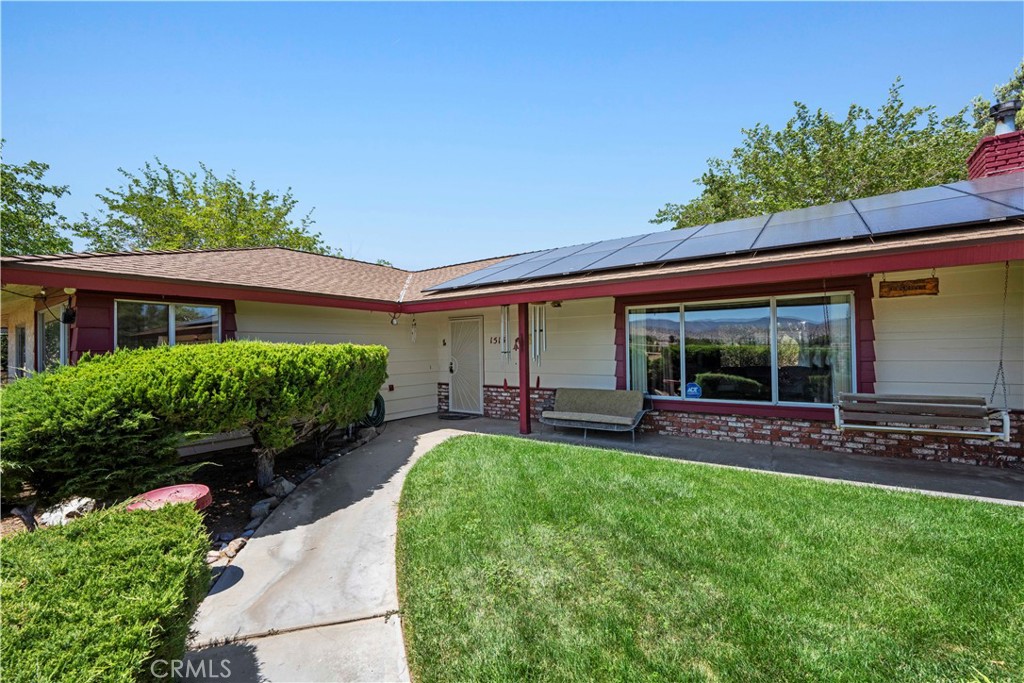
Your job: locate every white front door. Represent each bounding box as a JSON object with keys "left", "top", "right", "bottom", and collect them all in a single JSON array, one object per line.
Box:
[{"left": 449, "top": 317, "right": 484, "bottom": 414}]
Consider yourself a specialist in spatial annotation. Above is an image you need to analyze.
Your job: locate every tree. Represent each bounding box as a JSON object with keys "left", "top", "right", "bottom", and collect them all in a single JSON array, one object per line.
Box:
[
  {"left": 653, "top": 62, "right": 1023, "bottom": 229},
  {"left": 1, "top": 141, "right": 75, "bottom": 256},
  {"left": 972, "top": 60, "right": 1024, "bottom": 134},
  {"left": 73, "top": 159, "right": 341, "bottom": 255}
]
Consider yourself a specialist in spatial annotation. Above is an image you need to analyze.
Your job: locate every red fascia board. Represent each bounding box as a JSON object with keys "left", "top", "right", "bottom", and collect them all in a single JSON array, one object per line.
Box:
[
  {"left": 0, "top": 266, "right": 401, "bottom": 313},
  {"left": 402, "top": 238, "right": 1023, "bottom": 313}
]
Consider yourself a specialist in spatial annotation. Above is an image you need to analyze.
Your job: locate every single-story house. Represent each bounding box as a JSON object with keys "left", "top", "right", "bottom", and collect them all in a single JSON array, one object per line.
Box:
[{"left": 3, "top": 117, "right": 1023, "bottom": 467}]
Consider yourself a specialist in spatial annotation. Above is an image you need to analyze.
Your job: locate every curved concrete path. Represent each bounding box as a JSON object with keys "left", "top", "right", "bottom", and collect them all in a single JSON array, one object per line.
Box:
[
  {"left": 186, "top": 414, "right": 1023, "bottom": 682},
  {"left": 186, "top": 420, "right": 464, "bottom": 683}
]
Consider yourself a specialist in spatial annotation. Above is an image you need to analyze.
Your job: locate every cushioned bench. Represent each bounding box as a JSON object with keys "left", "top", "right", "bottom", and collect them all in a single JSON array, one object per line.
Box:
[{"left": 540, "top": 388, "right": 649, "bottom": 443}]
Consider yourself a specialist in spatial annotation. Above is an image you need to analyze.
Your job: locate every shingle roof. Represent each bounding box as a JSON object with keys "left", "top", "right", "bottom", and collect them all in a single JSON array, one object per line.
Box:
[
  {"left": 2, "top": 247, "right": 423, "bottom": 303},
  {"left": 3, "top": 216, "right": 1021, "bottom": 307},
  {"left": 1, "top": 246, "right": 517, "bottom": 304}
]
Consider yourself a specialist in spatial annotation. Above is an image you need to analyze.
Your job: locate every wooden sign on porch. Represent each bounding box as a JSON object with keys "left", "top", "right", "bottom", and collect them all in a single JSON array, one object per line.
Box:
[{"left": 879, "top": 277, "right": 939, "bottom": 298}]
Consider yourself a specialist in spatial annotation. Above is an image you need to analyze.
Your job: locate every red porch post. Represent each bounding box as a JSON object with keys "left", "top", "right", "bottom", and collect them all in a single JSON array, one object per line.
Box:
[{"left": 518, "top": 302, "right": 531, "bottom": 434}]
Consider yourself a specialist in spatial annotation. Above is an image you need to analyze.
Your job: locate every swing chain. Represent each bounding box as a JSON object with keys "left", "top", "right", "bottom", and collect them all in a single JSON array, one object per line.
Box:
[{"left": 989, "top": 261, "right": 1010, "bottom": 411}]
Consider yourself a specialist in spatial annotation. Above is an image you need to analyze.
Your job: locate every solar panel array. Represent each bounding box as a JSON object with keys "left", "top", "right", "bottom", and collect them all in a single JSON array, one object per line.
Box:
[{"left": 427, "top": 174, "right": 1024, "bottom": 292}]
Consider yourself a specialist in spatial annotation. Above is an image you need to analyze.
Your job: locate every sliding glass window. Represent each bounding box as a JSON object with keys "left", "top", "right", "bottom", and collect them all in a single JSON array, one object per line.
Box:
[
  {"left": 115, "top": 301, "right": 221, "bottom": 349},
  {"left": 627, "top": 307, "right": 681, "bottom": 397},
  {"left": 627, "top": 293, "right": 854, "bottom": 406},
  {"left": 775, "top": 295, "right": 853, "bottom": 403}
]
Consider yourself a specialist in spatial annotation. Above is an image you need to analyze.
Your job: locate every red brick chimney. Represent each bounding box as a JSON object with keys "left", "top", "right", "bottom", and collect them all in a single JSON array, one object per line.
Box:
[{"left": 967, "top": 100, "right": 1024, "bottom": 179}]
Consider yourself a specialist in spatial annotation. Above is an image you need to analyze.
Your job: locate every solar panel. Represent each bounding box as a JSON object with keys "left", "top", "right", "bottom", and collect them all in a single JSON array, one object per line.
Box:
[
  {"left": 661, "top": 227, "right": 765, "bottom": 260},
  {"left": 629, "top": 226, "right": 705, "bottom": 246},
  {"left": 975, "top": 188, "right": 1024, "bottom": 210},
  {"left": 520, "top": 250, "right": 620, "bottom": 278},
  {"left": 584, "top": 240, "right": 693, "bottom": 271},
  {"left": 754, "top": 211, "right": 869, "bottom": 250},
  {"left": 439, "top": 249, "right": 557, "bottom": 288},
  {"left": 468, "top": 257, "right": 570, "bottom": 285},
  {"left": 574, "top": 234, "right": 649, "bottom": 253},
  {"left": 683, "top": 213, "right": 767, "bottom": 237},
  {"left": 859, "top": 193, "right": 1018, "bottom": 235},
  {"left": 765, "top": 200, "right": 859, "bottom": 225},
  {"left": 426, "top": 174, "right": 1024, "bottom": 292},
  {"left": 946, "top": 174, "right": 1024, "bottom": 195},
  {"left": 852, "top": 184, "right": 962, "bottom": 211}
]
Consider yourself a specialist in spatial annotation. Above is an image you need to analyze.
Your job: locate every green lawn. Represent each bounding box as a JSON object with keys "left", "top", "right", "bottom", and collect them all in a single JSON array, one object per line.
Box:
[{"left": 396, "top": 435, "right": 1024, "bottom": 683}]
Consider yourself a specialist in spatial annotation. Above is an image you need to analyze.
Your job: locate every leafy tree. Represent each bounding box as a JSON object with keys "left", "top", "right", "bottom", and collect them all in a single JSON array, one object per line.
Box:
[
  {"left": 73, "top": 159, "right": 341, "bottom": 255},
  {"left": 0, "top": 141, "right": 75, "bottom": 256},
  {"left": 653, "top": 62, "right": 1023, "bottom": 229},
  {"left": 972, "top": 60, "right": 1024, "bottom": 134}
]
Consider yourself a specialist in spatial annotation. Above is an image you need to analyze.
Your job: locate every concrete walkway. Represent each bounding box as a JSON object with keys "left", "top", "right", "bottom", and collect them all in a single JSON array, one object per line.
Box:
[
  {"left": 185, "top": 420, "right": 462, "bottom": 683},
  {"left": 185, "top": 414, "right": 1023, "bottom": 682}
]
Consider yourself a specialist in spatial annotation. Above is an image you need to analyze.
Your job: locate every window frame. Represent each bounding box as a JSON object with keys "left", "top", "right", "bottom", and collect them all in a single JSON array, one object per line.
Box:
[
  {"left": 113, "top": 299, "right": 222, "bottom": 349},
  {"left": 14, "top": 325, "right": 27, "bottom": 377},
  {"left": 36, "top": 308, "right": 69, "bottom": 370},
  {"left": 626, "top": 290, "right": 856, "bottom": 409}
]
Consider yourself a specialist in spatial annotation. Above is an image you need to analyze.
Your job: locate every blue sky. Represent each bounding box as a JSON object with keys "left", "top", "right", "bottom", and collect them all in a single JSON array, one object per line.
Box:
[{"left": 3, "top": 2, "right": 1021, "bottom": 269}]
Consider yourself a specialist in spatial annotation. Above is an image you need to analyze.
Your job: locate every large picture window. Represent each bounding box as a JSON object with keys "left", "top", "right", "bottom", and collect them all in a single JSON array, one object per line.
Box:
[
  {"left": 627, "top": 292, "right": 854, "bottom": 406},
  {"left": 115, "top": 301, "right": 221, "bottom": 350},
  {"left": 685, "top": 301, "right": 772, "bottom": 401}
]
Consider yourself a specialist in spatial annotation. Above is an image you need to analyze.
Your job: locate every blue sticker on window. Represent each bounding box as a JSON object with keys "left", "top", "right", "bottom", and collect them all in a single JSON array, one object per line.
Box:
[{"left": 685, "top": 382, "right": 702, "bottom": 399}]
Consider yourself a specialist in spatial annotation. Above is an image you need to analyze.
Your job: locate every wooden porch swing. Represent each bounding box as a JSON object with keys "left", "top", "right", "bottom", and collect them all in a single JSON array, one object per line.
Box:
[{"left": 834, "top": 262, "right": 1013, "bottom": 442}]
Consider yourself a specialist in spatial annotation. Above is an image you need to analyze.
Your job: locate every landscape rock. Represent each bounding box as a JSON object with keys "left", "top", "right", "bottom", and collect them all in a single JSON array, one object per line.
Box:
[
  {"left": 244, "top": 516, "right": 264, "bottom": 532},
  {"left": 213, "top": 532, "right": 235, "bottom": 544},
  {"left": 40, "top": 497, "right": 96, "bottom": 527},
  {"left": 208, "top": 555, "right": 230, "bottom": 570},
  {"left": 241, "top": 529, "right": 255, "bottom": 539},
  {"left": 205, "top": 550, "right": 224, "bottom": 564},
  {"left": 250, "top": 499, "right": 273, "bottom": 520},
  {"left": 296, "top": 467, "right": 317, "bottom": 482},
  {"left": 223, "top": 537, "right": 247, "bottom": 558},
  {"left": 357, "top": 427, "right": 378, "bottom": 442},
  {"left": 264, "top": 477, "right": 296, "bottom": 498}
]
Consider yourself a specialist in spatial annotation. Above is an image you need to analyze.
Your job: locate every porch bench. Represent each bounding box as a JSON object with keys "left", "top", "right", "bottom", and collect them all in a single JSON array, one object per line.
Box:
[
  {"left": 834, "top": 392, "right": 1011, "bottom": 441},
  {"left": 540, "top": 388, "right": 649, "bottom": 443}
]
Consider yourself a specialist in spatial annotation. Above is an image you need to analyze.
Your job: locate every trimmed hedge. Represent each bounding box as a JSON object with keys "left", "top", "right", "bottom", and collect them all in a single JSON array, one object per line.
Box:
[
  {"left": 694, "top": 371, "right": 767, "bottom": 399},
  {"left": 1, "top": 341, "right": 389, "bottom": 506},
  {"left": 0, "top": 504, "right": 209, "bottom": 683}
]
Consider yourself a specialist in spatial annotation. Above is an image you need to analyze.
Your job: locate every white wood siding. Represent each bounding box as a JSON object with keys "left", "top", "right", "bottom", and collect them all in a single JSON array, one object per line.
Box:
[
  {"left": 234, "top": 301, "right": 441, "bottom": 421},
  {"left": 872, "top": 262, "right": 1024, "bottom": 409},
  {"left": 2, "top": 298, "right": 36, "bottom": 377},
  {"left": 433, "top": 298, "right": 616, "bottom": 390}
]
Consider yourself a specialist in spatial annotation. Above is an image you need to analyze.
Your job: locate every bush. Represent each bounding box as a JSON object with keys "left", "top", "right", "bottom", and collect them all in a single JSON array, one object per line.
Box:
[
  {"left": 0, "top": 504, "right": 209, "bottom": 683},
  {"left": 694, "top": 372, "right": 766, "bottom": 399},
  {"left": 1, "top": 341, "right": 389, "bottom": 507}
]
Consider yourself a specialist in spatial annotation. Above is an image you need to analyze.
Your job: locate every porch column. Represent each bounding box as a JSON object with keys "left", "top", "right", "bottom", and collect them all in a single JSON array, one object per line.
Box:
[{"left": 518, "top": 302, "right": 531, "bottom": 434}]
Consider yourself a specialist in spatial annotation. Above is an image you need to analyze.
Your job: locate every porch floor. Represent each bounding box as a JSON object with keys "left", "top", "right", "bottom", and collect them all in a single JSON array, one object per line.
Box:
[{"left": 412, "top": 414, "right": 1024, "bottom": 505}]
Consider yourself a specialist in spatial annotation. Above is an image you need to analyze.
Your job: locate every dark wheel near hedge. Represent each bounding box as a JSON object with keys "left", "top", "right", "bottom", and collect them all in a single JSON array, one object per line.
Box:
[{"left": 359, "top": 393, "right": 386, "bottom": 428}]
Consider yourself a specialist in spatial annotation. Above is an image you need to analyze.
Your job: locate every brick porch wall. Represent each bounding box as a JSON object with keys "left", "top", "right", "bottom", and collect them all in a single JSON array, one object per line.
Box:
[
  {"left": 643, "top": 410, "right": 1022, "bottom": 467},
  {"left": 437, "top": 383, "right": 1022, "bottom": 467},
  {"left": 436, "top": 382, "right": 555, "bottom": 420}
]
